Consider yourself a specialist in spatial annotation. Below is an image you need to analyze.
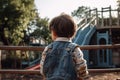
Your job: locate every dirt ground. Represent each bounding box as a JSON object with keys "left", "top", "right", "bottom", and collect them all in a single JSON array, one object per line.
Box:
[
  {"left": 1, "top": 72, "right": 120, "bottom": 80},
  {"left": 86, "top": 72, "right": 120, "bottom": 80}
]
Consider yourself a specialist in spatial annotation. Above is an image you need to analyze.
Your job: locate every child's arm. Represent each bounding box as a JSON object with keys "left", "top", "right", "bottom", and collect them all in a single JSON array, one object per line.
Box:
[
  {"left": 40, "top": 47, "right": 48, "bottom": 75},
  {"left": 73, "top": 47, "right": 89, "bottom": 80}
]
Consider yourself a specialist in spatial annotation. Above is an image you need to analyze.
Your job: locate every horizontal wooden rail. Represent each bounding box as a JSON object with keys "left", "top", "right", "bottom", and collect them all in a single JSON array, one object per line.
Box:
[
  {"left": 0, "top": 69, "right": 40, "bottom": 74},
  {"left": 79, "top": 44, "right": 120, "bottom": 50},
  {"left": 0, "top": 46, "right": 45, "bottom": 51},
  {"left": 0, "top": 68, "right": 120, "bottom": 74},
  {"left": 89, "top": 68, "right": 120, "bottom": 73},
  {"left": 0, "top": 44, "right": 120, "bottom": 51}
]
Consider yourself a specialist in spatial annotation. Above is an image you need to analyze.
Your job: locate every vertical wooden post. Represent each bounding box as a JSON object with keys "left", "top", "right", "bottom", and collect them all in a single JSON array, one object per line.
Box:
[
  {"left": 85, "top": 11, "right": 88, "bottom": 24},
  {"left": 0, "top": 50, "right": 1, "bottom": 79},
  {"left": 95, "top": 8, "right": 98, "bottom": 26},
  {"left": 117, "top": 8, "right": 120, "bottom": 26},
  {"left": 101, "top": 8, "right": 104, "bottom": 27},
  {"left": 89, "top": 9, "right": 91, "bottom": 22},
  {"left": 89, "top": 9, "right": 91, "bottom": 18},
  {"left": 109, "top": 6, "right": 112, "bottom": 26}
]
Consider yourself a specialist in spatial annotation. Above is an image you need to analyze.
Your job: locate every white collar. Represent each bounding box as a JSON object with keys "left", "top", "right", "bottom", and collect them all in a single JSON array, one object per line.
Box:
[{"left": 55, "top": 37, "right": 72, "bottom": 42}]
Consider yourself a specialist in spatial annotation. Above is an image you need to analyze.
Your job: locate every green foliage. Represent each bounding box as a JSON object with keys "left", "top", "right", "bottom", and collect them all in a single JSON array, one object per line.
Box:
[
  {"left": 117, "top": 0, "right": 120, "bottom": 9},
  {"left": 71, "top": 6, "right": 90, "bottom": 19},
  {"left": 30, "top": 17, "right": 52, "bottom": 44},
  {"left": 0, "top": 0, "right": 37, "bottom": 45}
]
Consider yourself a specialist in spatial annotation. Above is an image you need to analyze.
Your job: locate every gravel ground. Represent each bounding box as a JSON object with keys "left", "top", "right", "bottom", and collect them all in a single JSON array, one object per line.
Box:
[
  {"left": 1, "top": 72, "right": 120, "bottom": 80},
  {"left": 87, "top": 72, "right": 120, "bottom": 80}
]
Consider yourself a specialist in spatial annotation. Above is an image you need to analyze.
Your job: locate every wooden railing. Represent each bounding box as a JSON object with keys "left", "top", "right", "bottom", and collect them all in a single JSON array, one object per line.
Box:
[
  {"left": 0, "top": 68, "right": 119, "bottom": 74},
  {"left": 0, "top": 44, "right": 120, "bottom": 80},
  {"left": 0, "top": 44, "right": 120, "bottom": 51},
  {"left": 82, "top": 6, "right": 120, "bottom": 29}
]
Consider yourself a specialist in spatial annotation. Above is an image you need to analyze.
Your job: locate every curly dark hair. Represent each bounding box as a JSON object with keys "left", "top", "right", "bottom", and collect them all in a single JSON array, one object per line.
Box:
[{"left": 49, "top": 13, "right": 77, "bottom": 38}]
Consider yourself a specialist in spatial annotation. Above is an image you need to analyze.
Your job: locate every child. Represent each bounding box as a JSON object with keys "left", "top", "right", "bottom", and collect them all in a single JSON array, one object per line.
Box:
[{"left": 40, "top": 13, "right": 88, "bottom": 80}]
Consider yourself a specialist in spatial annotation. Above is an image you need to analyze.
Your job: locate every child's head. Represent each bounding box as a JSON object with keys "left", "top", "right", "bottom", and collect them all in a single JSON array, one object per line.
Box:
[{"left": 49, "top": 13, "right": 77, "bottom": 40}]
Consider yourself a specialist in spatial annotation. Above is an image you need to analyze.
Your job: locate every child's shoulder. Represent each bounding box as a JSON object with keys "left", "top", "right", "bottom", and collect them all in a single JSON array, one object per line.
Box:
[{"left": 43, "top": 42, "right": 54, "bottom": 52}]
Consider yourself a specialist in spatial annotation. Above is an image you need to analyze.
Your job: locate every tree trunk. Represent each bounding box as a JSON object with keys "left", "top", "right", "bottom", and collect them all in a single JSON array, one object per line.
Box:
[{"left": 0, "top": 25, "right": 9, "bottom": 45}]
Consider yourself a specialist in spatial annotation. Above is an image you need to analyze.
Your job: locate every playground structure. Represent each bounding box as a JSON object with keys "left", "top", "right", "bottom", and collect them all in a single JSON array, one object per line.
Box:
[
  {"left": 73, "top": 6, "right": 120, "bottom": 68},
  {"left": 20, "top": 6, "right": 120, "bottom": 69}
]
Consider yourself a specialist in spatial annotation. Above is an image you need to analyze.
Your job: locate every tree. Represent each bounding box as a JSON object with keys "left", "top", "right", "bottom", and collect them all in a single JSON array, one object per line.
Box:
[
  {"left": 117, "top": 0, "right": 120, "bottom": 9},
  {"left": 0, "top": 0, "right": 37, "bottom": 45},
  {"left": 30, "top": 17, "right": 51, "bottom": 45},
  {"left": 71, "top": 6, "right": 90, "bottom": 20}
]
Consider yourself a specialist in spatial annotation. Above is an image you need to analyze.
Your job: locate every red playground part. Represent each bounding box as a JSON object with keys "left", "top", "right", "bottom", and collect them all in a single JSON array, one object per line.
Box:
[{"left": 26, "top": 64, "right": 40, "bottom": 70}]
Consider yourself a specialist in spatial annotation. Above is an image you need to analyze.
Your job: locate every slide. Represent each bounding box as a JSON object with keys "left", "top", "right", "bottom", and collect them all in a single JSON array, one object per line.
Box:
[
  {"left": 22, "top": 58, "right": 40, "bottom": 69},
  {"left": 26, "top": 63, "right": 40, "bottom": 70},
  {"left": 73, "top": 24, "right": 96, "bottom": 45},
  {"left": 73, "top": 23, "right": 96, "bottom": 61},
  {"left": 25, "top": 59, "right": 40, "bottom": 70}
]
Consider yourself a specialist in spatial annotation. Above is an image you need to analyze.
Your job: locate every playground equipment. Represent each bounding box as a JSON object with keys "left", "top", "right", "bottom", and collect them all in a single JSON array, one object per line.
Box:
[
  {"left": 73, "top": 6, "right": 120, "bottom": 68},
  {"left": 25, "top": 6, "right": 120, "bottom": 69}
]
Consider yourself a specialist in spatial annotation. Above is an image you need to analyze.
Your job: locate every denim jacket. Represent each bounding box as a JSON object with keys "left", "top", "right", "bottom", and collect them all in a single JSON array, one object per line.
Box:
[{"left": 40, "top": 37, "right": 88, "bottom": 80}]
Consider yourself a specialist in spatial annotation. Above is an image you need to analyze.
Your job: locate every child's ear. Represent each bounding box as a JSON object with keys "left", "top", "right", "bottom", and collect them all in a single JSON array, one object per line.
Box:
[
  {"left": 52, "top": 30, "right": 57, "bottom": 37},
  {"left": 51, "top": 30, "right": 58, "bottom": 40}
]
